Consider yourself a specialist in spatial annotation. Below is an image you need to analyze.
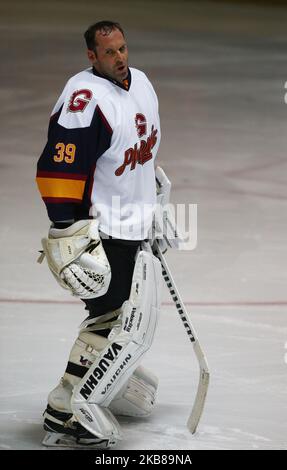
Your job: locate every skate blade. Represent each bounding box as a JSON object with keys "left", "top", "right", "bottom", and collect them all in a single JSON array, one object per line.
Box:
[{"left": 42, "top": 431, "right": 116, "bottom": 449}]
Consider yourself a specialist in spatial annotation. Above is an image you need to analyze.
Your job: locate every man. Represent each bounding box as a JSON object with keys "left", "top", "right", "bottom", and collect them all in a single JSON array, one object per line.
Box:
[{"left": 36, "top": 21, "right": 162, "bottom": 448}]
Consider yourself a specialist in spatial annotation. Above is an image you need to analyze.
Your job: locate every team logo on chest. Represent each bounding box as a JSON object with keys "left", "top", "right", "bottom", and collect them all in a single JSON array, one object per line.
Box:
[
  {"left": 135, "top": 113, "right": 147, "bottom": 138},
  {"left": 67, "top": 89, "right": 93, "bottom": 113},
  {"left": 115, "top": 115, "right": 158, "bottom": 176}
]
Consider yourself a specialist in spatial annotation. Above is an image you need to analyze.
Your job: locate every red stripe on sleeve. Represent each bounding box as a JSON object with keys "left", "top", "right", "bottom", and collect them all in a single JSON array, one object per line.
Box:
[
  {"left": 36, "top": 171, "right": 87, "bottom": 181},
  {"left": 43, "top": 197, "right": 83, "bottom": 204}
]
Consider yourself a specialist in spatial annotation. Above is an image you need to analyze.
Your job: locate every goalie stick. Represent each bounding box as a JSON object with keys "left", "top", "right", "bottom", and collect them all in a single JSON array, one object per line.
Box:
[{"left": 152, "top": 239, "right": 210, "bottom": 434}]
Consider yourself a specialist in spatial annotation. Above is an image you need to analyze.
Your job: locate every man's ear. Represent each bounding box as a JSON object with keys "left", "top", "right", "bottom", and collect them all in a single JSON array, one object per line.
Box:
[{"left": 87, "top": 49, "right": 97, "bottom": 64}]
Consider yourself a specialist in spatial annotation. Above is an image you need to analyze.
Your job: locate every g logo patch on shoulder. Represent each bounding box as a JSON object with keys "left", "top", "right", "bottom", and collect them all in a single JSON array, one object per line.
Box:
[{"left": 67, "top": 89, "right": 93, "bottom": 113}]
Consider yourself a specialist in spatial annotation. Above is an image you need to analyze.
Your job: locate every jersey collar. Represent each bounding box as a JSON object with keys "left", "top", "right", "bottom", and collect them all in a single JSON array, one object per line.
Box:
[{"left": 92, "top": 67, "right": 131, "bottom": 91}]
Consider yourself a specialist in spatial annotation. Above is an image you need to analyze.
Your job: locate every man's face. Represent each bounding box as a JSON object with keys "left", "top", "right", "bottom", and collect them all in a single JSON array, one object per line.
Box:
[{"left": 88, "top": 28, "right": 128, "bottom": 83}]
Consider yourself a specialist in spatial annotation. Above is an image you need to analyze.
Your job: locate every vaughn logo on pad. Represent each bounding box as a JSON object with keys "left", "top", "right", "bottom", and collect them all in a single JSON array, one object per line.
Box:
[{"left": 79, "top": 342, "right": 122, "bottom": 399}]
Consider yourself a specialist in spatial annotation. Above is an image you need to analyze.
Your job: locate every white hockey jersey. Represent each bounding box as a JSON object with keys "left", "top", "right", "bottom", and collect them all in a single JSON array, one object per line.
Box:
[{"left": 36, "top": 67, "right": 161, "bottom": 240}]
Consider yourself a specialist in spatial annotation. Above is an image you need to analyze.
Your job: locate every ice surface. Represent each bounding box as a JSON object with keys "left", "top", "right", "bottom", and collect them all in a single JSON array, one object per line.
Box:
[{"left": 1, "top": 0, "right": 287, "bottom": 450}]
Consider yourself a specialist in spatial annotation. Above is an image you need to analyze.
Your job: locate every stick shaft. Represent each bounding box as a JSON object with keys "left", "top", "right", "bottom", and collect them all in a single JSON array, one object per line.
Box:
[{"left": 152, "top": 241, "right": 210, "bottom": 433}]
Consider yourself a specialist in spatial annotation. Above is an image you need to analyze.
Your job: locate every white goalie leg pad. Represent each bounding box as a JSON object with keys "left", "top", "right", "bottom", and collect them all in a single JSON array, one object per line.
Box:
[
  {"left": 109, "top": 365, "right": 159, "bottom": 417},
  {"left": 47, "top": 330, "right": 158, "bottom": 422},
  {"left": 48, "top": 366, "right": 159, "bottom": 419},
  {"left": 71, "top": 250, "right": 162, "bottom": 437},
  {"left": 46, "top": 327, "right": 114, "bottom": 414},
  {"left": 47, "top": 326, "right": 123, "bottom": 443}
]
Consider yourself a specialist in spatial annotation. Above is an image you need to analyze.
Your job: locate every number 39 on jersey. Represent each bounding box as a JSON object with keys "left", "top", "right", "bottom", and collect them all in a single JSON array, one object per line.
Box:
[{"left": 53, "top": 143, "right": 76, "bottom": 164}]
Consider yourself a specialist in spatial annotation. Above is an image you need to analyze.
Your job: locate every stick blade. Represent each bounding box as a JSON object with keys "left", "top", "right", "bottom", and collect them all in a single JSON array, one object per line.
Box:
[{"left": 187, "top": 368, "right": 210, "bottom": 434}]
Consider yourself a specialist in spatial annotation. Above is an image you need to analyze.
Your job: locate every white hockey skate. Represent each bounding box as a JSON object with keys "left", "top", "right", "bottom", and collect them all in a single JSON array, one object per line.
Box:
[{"left": 42, "top": 404, "right": 117, "bottom": 449}]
